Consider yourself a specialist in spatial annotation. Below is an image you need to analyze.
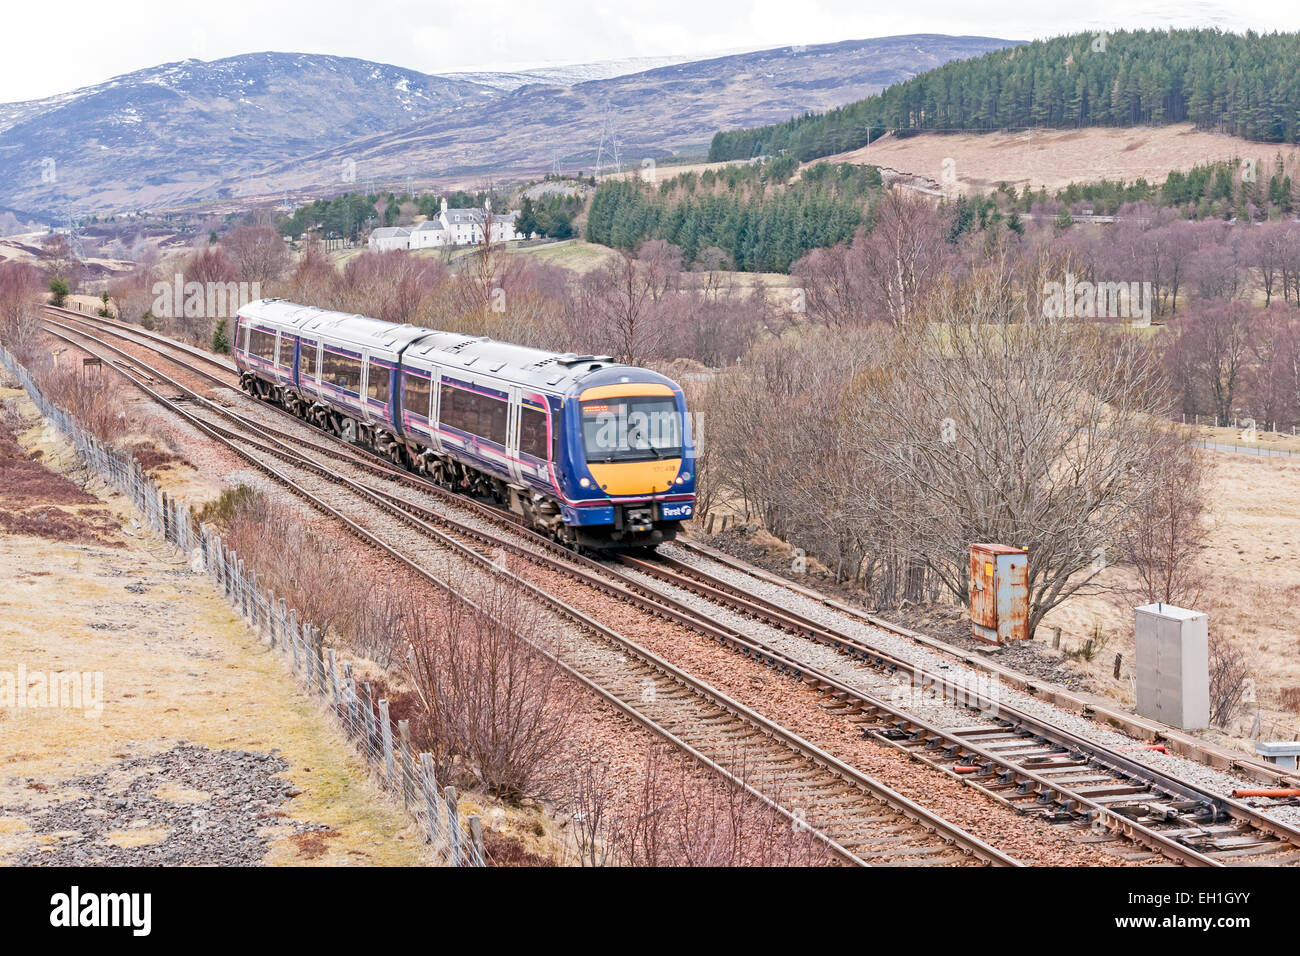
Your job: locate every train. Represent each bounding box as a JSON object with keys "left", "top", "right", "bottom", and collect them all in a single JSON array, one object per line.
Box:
[{"left": 231, "top": 299, "right": 695, "bottom": 549}]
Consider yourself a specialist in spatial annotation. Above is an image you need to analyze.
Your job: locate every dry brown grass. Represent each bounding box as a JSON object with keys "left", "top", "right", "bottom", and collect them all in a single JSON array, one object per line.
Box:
[
  {"left": 821, "top": 124, "right": 1300, "bottom": 195},
  {"left": 1041, "top": 449, "right": 1300, "bottom": 747}
]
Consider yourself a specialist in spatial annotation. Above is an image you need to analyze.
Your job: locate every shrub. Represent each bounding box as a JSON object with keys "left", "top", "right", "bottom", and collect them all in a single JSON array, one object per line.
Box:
[{"left": 48, "top": 278, "right": 69, "bottom": 307}]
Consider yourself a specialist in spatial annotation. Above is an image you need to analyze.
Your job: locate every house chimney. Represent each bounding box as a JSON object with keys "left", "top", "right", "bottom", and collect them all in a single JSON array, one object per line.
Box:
[{"left": 440, "top": 196, "right": 447, "bottom": 215}]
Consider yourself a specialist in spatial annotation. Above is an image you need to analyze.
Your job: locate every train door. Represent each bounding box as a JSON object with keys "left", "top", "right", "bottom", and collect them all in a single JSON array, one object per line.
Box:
[
  {"left": 427, "top": 368, "right": 444, "bottom": 454},
  {"left": 359, "top": 349, "right": 372, "bottom": 425},
  {"left": 505, "top": 386, "right": 524, "bottom": 484},
  {"left": 273, "top": 331, "right": 282, "bottom": 384}
]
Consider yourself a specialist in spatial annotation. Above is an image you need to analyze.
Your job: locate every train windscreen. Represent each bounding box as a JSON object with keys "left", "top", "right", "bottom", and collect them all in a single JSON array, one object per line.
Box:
[{"left": 581, "top": 396, "right": 682, "bottom": 463}]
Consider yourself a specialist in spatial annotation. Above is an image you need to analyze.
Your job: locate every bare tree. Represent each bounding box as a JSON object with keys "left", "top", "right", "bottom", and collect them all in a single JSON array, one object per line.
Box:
[
  {"left": 1121, "top": 442, "right": 1209, "bottom": 608},
  {"left": 579, "top": 248, "right": 665, "bottom": 365},
  {"left": 405, "top": 573, "right": 576, "bottom": 798},
  {"left": 844, "top": 250, "right": 1189, "bottom": 637},
  {"left": 222, "top": 225, "right": 290, "bottom": 284},
  {"left": 1168, "top": 299, "right": 1254, "bottom": 424},
  {"left": 792, "top": 186, "right": 949, "bottom": 329},
  {"left": 1209, "top": 632, "right": 1252, "bottom": 729},
  {"left": 0, "top": 261, "right": 45, "bottom": 354}
]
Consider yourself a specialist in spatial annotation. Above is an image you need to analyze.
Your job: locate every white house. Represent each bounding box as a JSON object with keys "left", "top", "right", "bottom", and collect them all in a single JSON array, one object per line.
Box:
[
  {"left": 367, "top": 198, "right": 524, "bottom": 252},
  {"left": 409, "top": 219, "right": 449, "bottom": 250},
  {"left": 368, "top": 226, "right": 411, "bottom": 252},
  {"left": 438, "top": 198, "right": 523, "bottom": 245}
]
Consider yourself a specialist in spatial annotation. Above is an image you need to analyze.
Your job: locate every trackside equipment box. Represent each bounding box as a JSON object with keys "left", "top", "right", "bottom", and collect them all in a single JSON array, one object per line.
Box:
[
  {"left": 968, "top": 543, "right": 1028, "bottom": 644},
  {"left": 1134, "top": 603, "right": 1209, "bottom": 731}
]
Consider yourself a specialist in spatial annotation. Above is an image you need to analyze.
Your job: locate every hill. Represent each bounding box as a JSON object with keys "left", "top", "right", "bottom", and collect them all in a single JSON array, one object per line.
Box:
[
  {"left": 817, "top": 123, "right": 1300, "bottom": 196},
  {"left": 0, "top": 53, "right": 499, "bottom": 221},
  {"left": 0, "top": 35, "right": 1015, "bottom": 220},
  {"left": 709, "top": 29, "right": 1300, "bottom": 163}
]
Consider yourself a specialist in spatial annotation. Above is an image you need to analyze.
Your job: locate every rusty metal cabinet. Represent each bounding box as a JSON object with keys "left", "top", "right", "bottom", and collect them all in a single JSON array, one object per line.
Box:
[{"left": 969, "top": 543, "right": 1028, "bottom": 643}]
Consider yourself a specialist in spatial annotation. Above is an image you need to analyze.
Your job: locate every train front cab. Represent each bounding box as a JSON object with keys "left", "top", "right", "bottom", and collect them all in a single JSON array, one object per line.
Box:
[{"left": 559, "top": 380, "right": 695, "bottom": 547}]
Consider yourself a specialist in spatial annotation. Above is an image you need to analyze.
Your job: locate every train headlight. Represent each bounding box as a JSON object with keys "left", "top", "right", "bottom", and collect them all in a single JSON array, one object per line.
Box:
[
  {"left": 675, "top": 472, "right": 691, "bottom": 484},
  {"left": 579, "top": 477, "right": 592, "bottom": 488}
]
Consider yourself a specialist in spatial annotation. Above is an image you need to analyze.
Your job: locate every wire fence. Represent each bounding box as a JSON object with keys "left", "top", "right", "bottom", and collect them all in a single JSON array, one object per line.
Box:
[{"left": 0, "top": 341, "right": 487, "bottom": 867}]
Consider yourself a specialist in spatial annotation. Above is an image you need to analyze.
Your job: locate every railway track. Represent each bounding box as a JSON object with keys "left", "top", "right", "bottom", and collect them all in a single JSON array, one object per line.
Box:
[
  {"left": 47, "top": 308, "right": 1300, "bottom": 866},
  {"left": 40, "top": 312, "right": 1020, "bottom": 868}
]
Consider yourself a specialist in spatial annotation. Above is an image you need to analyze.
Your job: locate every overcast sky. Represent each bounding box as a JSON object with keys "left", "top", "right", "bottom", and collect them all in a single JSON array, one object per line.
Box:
[{"left": 5, "top": 0, "right": 1299, "bottom": 104}]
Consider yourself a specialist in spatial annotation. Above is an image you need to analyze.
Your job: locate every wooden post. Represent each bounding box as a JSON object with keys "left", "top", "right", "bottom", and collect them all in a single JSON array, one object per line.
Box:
[
  {"left": 378, "top": 699, "right": 395, "bottom": 786},
  {"left": 468, "top": 815, "right": 484, "bottom": 866},
  {"left": 344, "top": 671, "right": 357, "bottom": 737},
  {"left": 445, "top": 786, "right": 461, "bottom": 866},
  {"left": 398, "top": 720, "right": 412, "bottom": 807},
  {"left": 1052, "top": 626, "right": 1061, "bottom": 650},
  {"left": 291, "top": 614, "right": 301, "bottom": 672},
  {"left": 287, "top": 608, "right": 298, "bottom": 655},
  {"left": 1113, "top": 653, "right": 1123, "bottom": 680},
  {"left": 327, "top": 649, "right": 340, "bottom": 703},
  {"left": 315, "top": 641, "right": 328, "bottom": 697},
  {"left": 361, "top": 682, "right": 377, "bottom": 752},
  {"left": 161, "top": 491, "right": 171, "bottom": 542},
  {"left": 419, "top": 753, "right": 441, "bottom": 844},
  {"left": 267, "top": 588, "right": 278, "bottom": 644}
]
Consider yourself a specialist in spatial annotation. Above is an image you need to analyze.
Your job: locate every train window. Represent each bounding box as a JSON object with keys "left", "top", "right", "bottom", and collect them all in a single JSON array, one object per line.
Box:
[
  {"left": 438, "top": 384, "right": 508, "bottom": 445},
  {"left": 402, "top": 372, "right": 433, "bottom": 419},
  {"left": 321, "top": 349, "right": 362, "bottom": 394},
  {"left": 367, "top": 361, "right": 390, "bottom": 403},
  {"left": 247, "top": 328, "right": 277, "bottom": 363},
  {"left": 480, "top": 395, "right": 507, "bottom": 445},
  {"left": 439, "top": 383, "right": 473, "bottom": 434},
  {"left": 519, "top": 405, "right": 549, "bottom": 459},
  {"left": 581, "top": 396, "right": 682, "bottom": 463}
]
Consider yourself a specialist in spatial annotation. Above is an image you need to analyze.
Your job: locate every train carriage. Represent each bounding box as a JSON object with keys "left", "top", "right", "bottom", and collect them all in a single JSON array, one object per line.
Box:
[{"left": 232, "top": 299, "right": 694, "bottom": 548}]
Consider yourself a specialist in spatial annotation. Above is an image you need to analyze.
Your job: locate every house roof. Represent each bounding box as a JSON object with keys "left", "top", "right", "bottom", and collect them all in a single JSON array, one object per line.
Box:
[
  {"left": 369, "top": 227, "right": 411, "bottom": 239},
  {"left": 412, "top": 220, "right": 446, "bottom": 232}
]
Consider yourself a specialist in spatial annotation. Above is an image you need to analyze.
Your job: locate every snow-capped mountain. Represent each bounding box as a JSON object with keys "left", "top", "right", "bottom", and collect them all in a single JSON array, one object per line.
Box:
[{"left": 0, "top": 37, "right": 1018, "bottom": 219}]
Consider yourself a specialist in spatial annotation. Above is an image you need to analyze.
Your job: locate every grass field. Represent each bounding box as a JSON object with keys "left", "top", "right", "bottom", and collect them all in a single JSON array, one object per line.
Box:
[
  {"left": 1039, "top": 448, "right": 1300, "bottom": 752},
  {"left": 820, "top": 123, "right": 1300, "bottom": 195}
]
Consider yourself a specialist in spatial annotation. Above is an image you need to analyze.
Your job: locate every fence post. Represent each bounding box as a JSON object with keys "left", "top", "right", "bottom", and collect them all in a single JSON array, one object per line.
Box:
[
  {"left": 267, "top": 588, "right": 278, "bottom": 645},
  {"left": 327, "top": 649, "right": 340, "bottom": 703},
  {"left": 305, "top": 624, "right": 317, "bottom": 687},
  {"left": 344, "top": 667, "right": 358, "bottom": 738},
  {"left": 161, "top": 491, "right": 171, "bottom": 542},
  {"left": 418, "top": 753, "right": 441, "bottom": 846},
  {"left": 361, "top": 682, "right": 377, "bottom": 752},
  {"left": 398, "top": 720, "right": 412, "bottom": 807},
  {"left": 468, "top": 815, "right": 485, "bottom": 867},
  {"left": 378, "top": 699, "right": 395, "bottom": 787},
  {"left": 445, "top": 786, "right": 461, "bottom": 866},
  {"left": 314, "top": 639, "right": 328, "bottom": 697},
  {"left": 287, "top": 607, "right": 298, "bottom": 656},
  {"left": 291, "top": 614, "right": 301, "bottom": 672}
]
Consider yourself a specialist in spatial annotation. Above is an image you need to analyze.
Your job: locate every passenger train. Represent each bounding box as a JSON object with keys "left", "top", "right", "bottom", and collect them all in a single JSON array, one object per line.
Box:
[{"left": 231, "top": 299, "right": 695, "bottom": 548}]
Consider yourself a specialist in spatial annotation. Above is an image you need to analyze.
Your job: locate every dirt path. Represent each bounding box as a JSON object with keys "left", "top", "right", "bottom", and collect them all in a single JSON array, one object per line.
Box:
[{"left": 0, "top": 384, "right": 430, "bottom": 866}]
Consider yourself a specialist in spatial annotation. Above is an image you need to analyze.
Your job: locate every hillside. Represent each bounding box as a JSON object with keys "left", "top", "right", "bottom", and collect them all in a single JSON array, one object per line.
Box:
[
  {"left": 710, "top": 29, "right": 1300, "bottom": 163},
  {"left": 0, "top": 53, "right": 499, "bottom": 220},
  {"left": 819, "top": 123, "right": 1300, "bottom": 196},
  {"left": 0, "top": 35, "right": 1015, "bottom": 220}
]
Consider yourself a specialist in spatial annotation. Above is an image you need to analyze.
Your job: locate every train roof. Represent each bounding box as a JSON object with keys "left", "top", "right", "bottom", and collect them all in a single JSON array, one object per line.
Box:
[{"left": 237, "top": 298, "right": 656, "bottom": 393}]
